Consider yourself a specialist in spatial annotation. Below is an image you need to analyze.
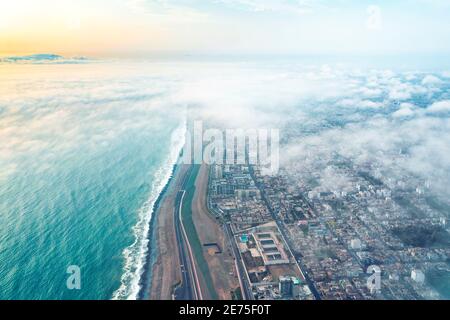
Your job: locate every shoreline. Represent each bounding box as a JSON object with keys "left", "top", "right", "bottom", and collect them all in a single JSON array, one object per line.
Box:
[
  {"left": 143, "top": 160, "right": 191, "bottom": 300},
  {"left": 112, "top": 121, "right": 186, "bottom": 300},
  {"left": 137, "top": 162, "right": 179, "bottom": 300},
  {"left": 122, "top": 122, "right": 186, "bottom": 300}
]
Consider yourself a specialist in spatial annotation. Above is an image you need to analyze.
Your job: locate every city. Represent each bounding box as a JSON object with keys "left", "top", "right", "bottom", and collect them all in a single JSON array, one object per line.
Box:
[{"left": 205, "top": 138, "right": 450, "bottom": 300}]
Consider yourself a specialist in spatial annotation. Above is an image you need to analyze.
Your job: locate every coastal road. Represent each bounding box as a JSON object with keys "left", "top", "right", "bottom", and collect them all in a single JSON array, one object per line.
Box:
[
  {"left": 173, "top": 166, "right": 204, "bottom": 300},
  {"left": 173, "top": 189, "right": 194, "bottom": 300}
]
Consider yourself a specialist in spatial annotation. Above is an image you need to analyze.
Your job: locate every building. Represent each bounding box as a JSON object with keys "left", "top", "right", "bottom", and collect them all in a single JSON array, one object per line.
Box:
[
  {"left": 292, "top": 278, "right": 302, "bottom": 298},
  {"left": 214, "top": 165, "right": 223, "bottom": 179},
  {"left": 254, "top": 232, "right": 290, "bottom": 265},
  {"left": 350, "top": 238, "right": 362, "bottom": 250},
  {"left": 279, "top": 276, "right": 293, "bottom": 297},
  {"left": 411, "top": 269, "right": 425, "bottom": 283}
]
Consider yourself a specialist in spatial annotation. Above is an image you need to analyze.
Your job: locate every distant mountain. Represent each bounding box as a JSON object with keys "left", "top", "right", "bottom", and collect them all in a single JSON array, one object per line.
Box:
[
  {"left": 0, "top": 54, "right": 91, "bottom": 64},
  {"left": 1, "top": 54, "right": 64, "bottom": 62}
]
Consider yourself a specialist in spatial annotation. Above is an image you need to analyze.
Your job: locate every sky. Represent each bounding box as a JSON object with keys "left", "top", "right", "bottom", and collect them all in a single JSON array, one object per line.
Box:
[{"left": 0, "top": 0, "right": 449, "bottom": 57}]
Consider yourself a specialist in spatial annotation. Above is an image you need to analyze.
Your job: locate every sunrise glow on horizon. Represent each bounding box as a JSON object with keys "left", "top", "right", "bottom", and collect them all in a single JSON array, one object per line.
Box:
[{"left": 1, "top": 0, "right": 450, "bottom": 58}]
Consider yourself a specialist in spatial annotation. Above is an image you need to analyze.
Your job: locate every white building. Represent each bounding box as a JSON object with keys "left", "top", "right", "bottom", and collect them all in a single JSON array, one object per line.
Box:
[
  {"left": 411, "top": 269, "right": 425, "bottom": 283},
  {"left": 350, "top": 238, "right": 362, "bottom": 250}
]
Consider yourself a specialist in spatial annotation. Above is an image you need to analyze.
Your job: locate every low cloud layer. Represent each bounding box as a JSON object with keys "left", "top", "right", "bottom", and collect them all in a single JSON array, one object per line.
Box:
[
  {"left": 166, "top": 61, "right": 450, "bottom": 200},
  {"left": 2, "top": 60, "right": 448, "bottom": 197},
  {"left": 0, "top": 62, "right": 184, "bottom": 181}
]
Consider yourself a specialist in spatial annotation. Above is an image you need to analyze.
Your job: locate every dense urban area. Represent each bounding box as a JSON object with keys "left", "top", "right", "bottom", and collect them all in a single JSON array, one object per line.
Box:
[{"left": 207, "top": 151, "right": 450, "bottom": 299}]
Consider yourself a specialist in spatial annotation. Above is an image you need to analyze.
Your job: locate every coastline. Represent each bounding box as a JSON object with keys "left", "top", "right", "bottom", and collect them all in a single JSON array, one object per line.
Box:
[
  {"left": 137, "top": 163, "right": 179, "bottom": 299},
  {"left": 113, "top": 122, "right": 186, "bottom": 300},
  {"left": 144, "top": 162, "right": 191, "bottom": 299}
]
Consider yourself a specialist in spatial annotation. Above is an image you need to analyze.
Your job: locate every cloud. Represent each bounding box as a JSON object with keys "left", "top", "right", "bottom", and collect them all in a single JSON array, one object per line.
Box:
[
  {"left": 393, "top": 108, "right": 415, "bottom": 118},
  {"left": 215, "top": 0, "right": 321, "bottom": 14},
  {"left": 128, "top": 0, "right": 331, "bottom": 22},
  {"left": 158, "top": 61, "right": 449, "bottom": 200},
  {"left": 127, "top": 0, "right": 208, "bottom": 21},
  {"left": 0, "top": 62, "right": 185, "bottom": 179},
  {"left": 386, "top": 78, "right": 431, "bottom": 101},
  {"left": 2, "top": 59, "right": 449, "bottom": 202},
  {"left": 264, "top": 68, "right": 450, "bottom": 198},
  {"left": 173, "top": 63, "right": 352, "bottom": 128},
  {"left": 338, "top": 98, "right": 384, "bottom": 109},
  {"left": 358, "top": 87, "right": 383, "bottom": 98},
  {"left": 422, "top": 75, "right": 442, "bottom": 86},
  {"left": 392, "top": 102, "right": 417, "bottom": 118},
  {"left": 427, "top": 100, "right": 450, "bottom": 114},
  {"left": 282, "top": 114, "right": 450, "bottom": 197},
  {"left": 388, "top": 85, "right": 412, "bottom": 101}
]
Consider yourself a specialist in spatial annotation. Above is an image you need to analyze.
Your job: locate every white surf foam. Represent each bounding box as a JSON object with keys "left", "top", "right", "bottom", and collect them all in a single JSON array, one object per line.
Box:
[{"left": 112, "top": 119, "right": 186, "bottom": 300}]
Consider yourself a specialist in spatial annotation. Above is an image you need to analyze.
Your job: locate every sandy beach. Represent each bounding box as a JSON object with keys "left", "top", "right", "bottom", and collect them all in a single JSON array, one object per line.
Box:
[{"left": 148, "top": 164, "right": 190, "bottom": 299}]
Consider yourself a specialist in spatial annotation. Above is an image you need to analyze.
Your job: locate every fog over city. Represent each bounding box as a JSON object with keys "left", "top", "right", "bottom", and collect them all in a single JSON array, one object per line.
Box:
[{"left": 170, "top": 62, "right": 450, "bottom": 200}]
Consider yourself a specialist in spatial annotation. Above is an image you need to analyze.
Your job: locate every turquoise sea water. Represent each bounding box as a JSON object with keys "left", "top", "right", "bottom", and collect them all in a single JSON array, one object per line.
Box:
[
  {"left": 0, "top": 63, "right": 185, "bottom": 299},
  {"left": 427, "top": 266, "right": 450, "bottom": 300}
]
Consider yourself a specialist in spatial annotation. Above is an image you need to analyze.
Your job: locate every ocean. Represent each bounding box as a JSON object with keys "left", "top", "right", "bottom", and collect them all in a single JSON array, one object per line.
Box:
[{"left": 0, "top": 62, "right": 186, "bottom": 299}]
